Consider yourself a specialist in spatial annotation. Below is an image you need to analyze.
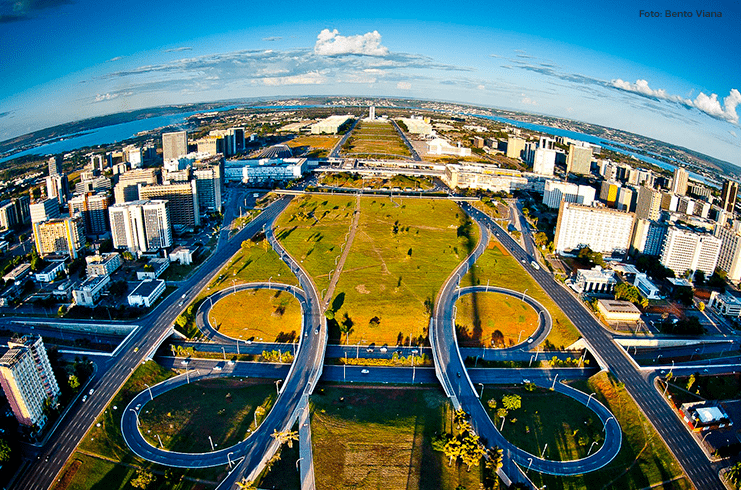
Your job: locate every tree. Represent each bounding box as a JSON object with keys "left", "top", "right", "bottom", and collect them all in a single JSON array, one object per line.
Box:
[
  {"left": 0, "top": 439, "right": 11, "bottom": 463},
  {"left": 496, "top": 407, "right": 508, "bottom": 422},
  {"left": 698, "top": 302, "right": 706, "bottom": 312},
  {"left": 501, "top": 394, "right": 521, "bottom": 411},
  {"left": 68, "top": 374, "right": 80, "bottom": 391},
  {"left": 726, "top": 462, "right": 741, "bottom": 489},
  {"left": 130, "top": 469, "right": 155, "bottom": 489},
  {"left": 339, "top": 312, "right": 354, "bottom": 344},
  {"left": 533, "top": 232, "right": 549, "bottom": 248},
  {"left": 271, "top": 429, "right": 299, "bottom": 448},
  {"left": 487, "top": 398, "right": 497, "bottom": 409},
  {"left": 614, "top": 283, "right": 648, "bottom": 308},
  {"left": 443, "top": 436, "right": 462, "bottom": 466},
  {"left": 694, "top": 270, "right": 706, "bottom": 286}
]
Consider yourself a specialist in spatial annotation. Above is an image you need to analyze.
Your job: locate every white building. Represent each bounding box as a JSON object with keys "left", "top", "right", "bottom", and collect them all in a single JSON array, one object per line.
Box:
[
  {"left": 128, "top": 279, "right": 166, "bottom": 308},
  {"left": 708, "top": 291, "right": 741, "bottom": 317},
  {"left": 86, "top": 253, "right": 122, "bottom": 278},
  {"left": 554, "top": 202, "right": 635, "bottom": 255},
  {"left": 72, "top": 274, "right": 110, "bottom": 307},
  {"left": 426, "top": 138, "right": 472, "bottom": 157},
  {"left": 443, "top": 164, "right": 527, "bottom": 193},
  {"left": 525, "top": 137, "right": 557, "bottom": 177},
  {"left": 224, "top": 158, "right": 308, "bottom": 185},
  {"left": 34, "top": 262, "right": 65, "bottom": 283},
  {"left": 399, "top": 117, "right": 433, "bottom": 136},
  {"left": 169, "top": 246, "right": 195, "bottom": 265},
  {"left": 542, "top": 181, "right": 596, "bottom": 209},
  {"left": 566, "top": 144, "right": 593, "bottom": 175},
  {"left": 310, "top": 115, "right": 354, "bottom": 134},
  {"left": 162, "top": 131, "right": 188, "bottom": 162},
  {"left": 660, "top": 227, "right": 721, "bottom": 276},
  {"left": 136, "top": 258, "right": 169, "bottom": 280},
  {"left": 631, "top": 219, "right": 668, "bottom": 256},
  {"left": 571, "top": 266, "right": 617, "bottom": 294},
  {"left": 635, "top": 186, "right": 662, "bottom": 221},
  {"left": 634, "top": 273, "right": 662, "bottom": 300},
  {"left": 714, "top": 224, "right": 741, "bottom": 282},
  {"left": 672, "top": 167, "right": 689, "bottom": 196},
  {"left": 109, "top": 200, "right": 172, "bottom": 255},
  {"left": 30, "top": 199, "right": 60, "bottom": 225}
]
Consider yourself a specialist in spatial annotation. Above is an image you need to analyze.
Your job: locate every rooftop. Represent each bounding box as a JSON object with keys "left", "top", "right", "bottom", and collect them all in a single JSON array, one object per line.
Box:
[
  {"left": 597, "top": 299, "right": 641, "bottom": 314},
  {"left": 130, "top": 279, "right": 165, "bottom": 298}
]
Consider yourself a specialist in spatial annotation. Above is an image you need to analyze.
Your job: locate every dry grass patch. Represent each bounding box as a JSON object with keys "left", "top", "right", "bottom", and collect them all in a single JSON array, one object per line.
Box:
[
  {"left": 455, "top": 292, "right": 539, "bottom": 347},
  {"left": 210, "top": 288, "right": 302, "bottom": 342}
]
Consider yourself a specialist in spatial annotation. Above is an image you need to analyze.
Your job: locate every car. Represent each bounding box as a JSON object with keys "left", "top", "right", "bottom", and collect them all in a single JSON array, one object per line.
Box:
[
  {"left": 379, "top": 345, "right": 388, "bottom": 353},
  {"left": 227, "top": 360, "right": 234, "bottom": 366},
  {"left": 135, "top": 404, "right": 141, "bottom": 410},
  {"left": 180, "top": 360, "right": 188, "bottom": 365},
  {"left": 366, "top": 347, "right": 374, "bottom": 353},
  {"left": 214, "top": 365, "right": 222, "bottom": 371},
  {"left": 522, "top": 379, "right": 531, "bottom": 384},
  {"left": 527, "top": 338, "right": 534, "bottom": 344},
  {"left": 82, "top": 395, "right": 88, "bottom": 402},
  {"left": 521, "top": 258, "right": 526, "bottom": 264},
  {"left": 89, "top": 388, "right": 94, "bottom": 396},
  {"left": 315, "top": 327, "right": 320, "bottom": 335},
  {"left": 245, "top": 339, "right": 253, "bottom": 344},
  {"left": 456, "top": 372, "right": 461, "bottom": 378},
  {"left": 411, "top": 349, "right": 419, "bottom": 355},
  {"left": 361, "top": 369, "right": 369, "bottom": 374}
]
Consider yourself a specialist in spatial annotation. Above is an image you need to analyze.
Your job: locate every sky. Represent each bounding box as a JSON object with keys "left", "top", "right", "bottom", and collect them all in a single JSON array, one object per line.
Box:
[{"left": 0, "top": 0, "right": 739, "bottom": 165}]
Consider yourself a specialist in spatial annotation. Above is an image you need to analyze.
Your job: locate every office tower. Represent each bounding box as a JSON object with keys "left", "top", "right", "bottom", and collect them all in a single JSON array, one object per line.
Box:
[
  {"left": 566, "top": 144, "right": 593, "bottom": 175},
  {"left": 554, "top": 202, "right": 635, "bottom": 255},
  {"left": 75, "top": 176, "right": 112, "bottom": 195},
  {"left": 138, "top": 181, "right": 200, "bottom": 228},
  {"left": 530, "top": 139, "right": 557, "bottom": 176},
  {"left": 114, "top": 168, "right": 159, "bottom": 204},
  {"left": 715, "top": 224, "right": 741, "bottom": 282},
  {"left": 671, "top": 167, "right": 688, "bottom": 196},
  {"left": 109, "top": 200, "right": 172, "bottom": 254},
  {"left": 69, "top": 193, "right": 112, "bottom": 236},
  {"left": 687, "top": 183, "right": 711, "bottom": 201},
  {"left": 631, "top": 219, "right": 669, "bottom": 256},
  {"left": 33, "top": 216, "right": 86, "bottom": 258},
  {"left": 506, "top": 137, "right": 526, "bottom": 159},
  {"left": 542, "top": 181, "right": 595, "bottom": 209},
  {"left": 635, "top": 186, "right": 662, "bottom": 221},
  {"left": 162, "top": 131, "right": 188, "bottom": 162},
  {"left": 721, "top": 180, "right": 738, "bottom": 213},
  {"left": 193, "top": 165, "right": 223, "bottom": 213},
  {"left": 369, "top": 106, "right": 375, "bottom": 120},
  {"left": 123, "top": 145, "right": 142, "bottom": 169},
  {"left": 599, "top": 181, "right": 621, "bottom": 207},
  {"left": 660, "top": 226, "right": 721, "bottom": 276},
  {"left": 660, "top": 192, "right": 679, "bottom": 212},
  {"left": 48, "top": 155, "right": 62, "bottom": 177},
  {"left": 45, "top": 174, "right": 68, "bottom": 206},
  {"left": 677, "top": 196, "right": 695, "bottom": 216},
  {"left": 30, "top": 198, "right": 61, "bottom": 225},
  {"left": 0, "top": 335, "right": 60, "bottom": 428},
  {"left": 0, "top": 202, "right": 17, "bottom": 231},
  {"left": 195, "top": 135, "right": 224, "bottom": 157},
  {"left": 616, "top": 186, "right": 635, "bottom": 212},
  {"left": 90, "top": 154, "right": 106, "bottom": 171}
]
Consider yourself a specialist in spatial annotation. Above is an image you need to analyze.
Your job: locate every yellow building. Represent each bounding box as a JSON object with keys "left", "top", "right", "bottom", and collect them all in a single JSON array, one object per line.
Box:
[{"left": 33, "top": 216, "right": 86, "bottom": 259}]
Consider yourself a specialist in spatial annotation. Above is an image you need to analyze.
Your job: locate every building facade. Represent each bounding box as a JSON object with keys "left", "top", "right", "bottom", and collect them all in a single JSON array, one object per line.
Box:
[
  {"left": 162, "top": 131, "right": 188, "bottom": 162},
  {"left": 660, "top": 226, "right": 721, "bottom": 276},
  {"left": 554, "top": 202, "right": 635, "bottom": 255},
  {"left": 109, "top": 200, "right": 172, "bottom": 254},
  {"left": 33, "top": 216, "right": 86, "bottom": 259}
]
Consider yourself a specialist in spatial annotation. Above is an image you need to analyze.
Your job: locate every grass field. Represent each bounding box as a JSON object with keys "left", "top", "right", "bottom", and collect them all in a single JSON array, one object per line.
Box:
[
  {"left": 310, "top": 386, "right": 486, "bottom": 490},
  {"left": 55, "top": 362, "right": 227, "bottom": 490},
  {"left": 139, "top": 378, "right": 275, "bottom": 453},
  {"left": 321, "top": 172, "right": 433, "bottom": 191},
  {"left": 482, "top": 385, "right": 603, "bottom": 460},
  {"left": 210, "top": 289, "right": 303, "bottom": 342},
  {"left": 341, "top": 121, "right": 411, "bottom": 159},
  {"left": 528, "top": 372, "right": 691, "bottom": 490},
  {"left": 275, "top": 194, "right": 356, "bottom": 293},
  {"left": 287, "top": 134, "right": 342, "bottom": 158},
  {"left": 455, "top": 292, "right": 539, "bottom": 347},
  {"left": 460, "top": 243, "right": 581, "bottom": 349},
  {"left": 330, "top": 197, "right": 479, "bottom": 346}
]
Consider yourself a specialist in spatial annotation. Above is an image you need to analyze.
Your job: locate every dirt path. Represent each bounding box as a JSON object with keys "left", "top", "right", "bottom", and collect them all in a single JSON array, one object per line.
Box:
[{"left": 323, "top": 195, "right": 361, "bottom": 309}]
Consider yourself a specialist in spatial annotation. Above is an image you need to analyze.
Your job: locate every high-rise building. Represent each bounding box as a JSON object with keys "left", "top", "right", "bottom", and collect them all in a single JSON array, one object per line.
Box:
[
  {"left": 69, "top": 193, "right": 112, "bottom": 236},
  {"left": 631, "top": 219, "right": 669, "bottom": 256},
  {"left": 123, "top": 145, "right": 142, "bottom": 169},
  {"left": 715, "top": 224, "right": 741, "bottom": 282},
  {"left": 660, "top": 192, "right": 679, "bottom": 212},
  {"left": 566, "top": 144, "right": 593, "bottom": 175},
  {"left": 194, "top": 135, "right": 224, "bottom": 157},
  {"left": 109, "top": 200, "right": 172, "bottom": 254},
  {"left": 114, "top": 168, "right": 159, "bottom": 204},
  {"left": 554, "top": 202, "right": 635, "bottom": 255},
  {"left": 33, "top": 216, "right": 86, "bottom": 258},
  {"left": 506, "top": 137, "right": 526, "bottom": 159},
  {"left": 48, "top": 155, "right": 62, "bottom": 177},
  {"left": 162, "top": 131, "right": 188, "bottom": 162},
  {"left": 635, "top": 186, "right": 662, "bottom": 221},
  {"left": 687, "top": 183, "right": 712, "bottom": 201},
  {"left": 75, "top": 176, "right": 111, "bottom": 195},
  {"left": 90, "top": 154, "right": 106, "bottom": 172},
  {"left": 45, "top": 174, "right": 68, "bottom": 206},
  {"left": 616, "top": 187, "right": 635, "bottom": 212},
  {"left": 30, "top": 199, "right": 61, "bottom": 224},
  {"left": 138, "top": 181, "right": 200, "bottom": 228},
  {"left": 599, "top": 181, "right": 621, "bottom": 207},
  {"left": 529, "top": 138, "right": 557, "bottom": 176},
  {"left": 369, "top": 106, "right": 375, "bottom": 120},
  {"left": 677, "top": 196, "right": 695, "bottom": 216},
  {"left": 721, "top": 180, "right": 738, "bottom": 213},
  {"left": 671, "top": 167, "right": 689, "bottom": 196},
  {"left": 542, "top": 181, "right": 595, "bottom": 209},
  {"left": 0, "top": 201, "right": 17, "bottom": 231},
  {"left": 660, "top": 226, "right": 721, "bottom": 276},
  {"left": 0, "top": 335, "right": 60, "bottom": 429}
]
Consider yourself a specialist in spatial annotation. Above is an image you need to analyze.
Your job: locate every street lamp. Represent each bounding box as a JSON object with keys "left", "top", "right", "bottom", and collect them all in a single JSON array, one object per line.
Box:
[
  {"left": 522, "top": 288, "right": 528, "bottom": 302},
  {"left": 478, "top": 383, "right": 484, "bottom": 399},
  {"left": 586, "top": 392, "right": 596, "bottom": 407},
  {"left": 517, "top": 329, "right": 525, "bottom": 344},
  {"left": 129, "top": 408, "right": 140, "bottom": 426},
  {"left": 603, "top": 416, "right": 615, "bottom": 432},
  {"left": 209, "top": 435, "right": 215, "bottom": 451},
  {"left": 588, "top": 441, "right": 598, "bottom": 455},
  {"left": 275, "top": 379, "right": 282, "bottom": 395},
  {"left": 227, "top": 452, "right": 234, "bottom": 468},
  {"left": 296, "top": 457, "right": 304, "bottom": 472},
  {"left": 551, "top": 373, "right": 559, "bottom": 390}
]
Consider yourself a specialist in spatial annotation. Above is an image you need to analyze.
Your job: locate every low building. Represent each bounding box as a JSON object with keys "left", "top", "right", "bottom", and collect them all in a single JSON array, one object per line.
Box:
[
  {"left": 443, "top": 164, "right": 527, "bottom": 193},
  {"left": 596, "top": 299, "right": 642, "bottom": 322},
  {"left": 708, "top": 291, "right": 741, "bottom": 317},
  {"left": 426, "top": 138, "right": 472, "bottom": 157},
  {"left": 633, "top": 273, "right": 662, "bottom": 300},
  {"left": 85, "top": 253, "right": 122, "bottom": 278},
  {"left": 310, "top": 115, "right": 354, "bottom": 134},
  {"left": 136, "top": 258, "right": 169, "bottom": 280},
  {"left": 168, "top": 246, "right": 196, "bottom": 265},
  {"left": 571, "top": 266, "right": 617, "bottom": 294},
  {"left": 51, "top": 280, "right": 74, "bottom": 301},
  {"left": 34, "top": 262, "right": 66, "bottom": 283},
  {"left": 128, "top": 279, "right": 166, "bottom": 307},
  {"left": 72, "top": 274, "right": 110, "bottom": 307},
  {"left": 398, "top": 117, "right": 433, "bottom": 136},
  {"left": 3, "top": 263, "right": 32, "bottom": 283},
  {"left": 680, "top": 402, "right": 732, "bottom": 432},
  {"left": 224, "top": 158, "right": 308, "bottom": 185}
]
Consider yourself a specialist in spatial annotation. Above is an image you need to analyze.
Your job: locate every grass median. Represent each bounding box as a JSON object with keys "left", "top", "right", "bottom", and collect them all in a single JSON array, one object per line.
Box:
[{"left": 455, "top": 291, "right": 540, "bottom": 347}]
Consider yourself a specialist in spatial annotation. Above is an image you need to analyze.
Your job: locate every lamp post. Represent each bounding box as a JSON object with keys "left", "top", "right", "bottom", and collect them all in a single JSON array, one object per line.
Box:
[
  {"left": 156, "top": 434, "right": 163, "bottom": 448},
  {"left": 209, "top": 435, "right": 215, "bottom": 451},
  {"left": 227, "top": 452, "right": 234, "bottom": 468},
  {"left": 541, "top": 443, "right": 548, "bottom": 458},
  {"left": 588, "top": 441, "right": 598, "bottom": 455},
  {"left": 551, "top": 373, "right": 559, "bottom": 390},
  {"left": 296, "top": 457, "right": 304, "bottom": 472},
  {"left": 478, "top": 383, "right": 484, "bottom": 399},
  {"left": 522, "top": 288, "right": 528, "bottom": 302},
  {"left": 586, "top": 392, "right": 596, "bottom": 407},
  {"left": 275, "top": 379, "right": 282, "bottom": 395},
  {"left": 518, "top": 329, "right": 525, "bottom": 344},
  {"left": 603, "top": 416, "right": 615, "bottom": 432},
  {"left": 129, "top": 408, "right": 140, "bottom": 426},
  {"left": 144, "top": 383, "right": 153, "bottom": 401},
  {"left": 527, "top": 457, "right": 533, "bottom": 471}
]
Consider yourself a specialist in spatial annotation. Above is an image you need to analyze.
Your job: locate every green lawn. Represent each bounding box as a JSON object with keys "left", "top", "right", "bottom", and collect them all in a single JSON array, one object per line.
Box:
[
  {"left": 455, "top": 292, "right": 539, "bottom": 347},
  {"left": 330, "top": 197, "right": 479, "bottom": 346},
  {"left": 341, "top": 121, "right": 411, "bottom": 158},
  {"left": 210, "top": 288, "right": 303, "bottom": 342},
  {"left": 321, "top": 172, "right": 433, "bottom": 191},
  {"left": 482, "top": 385, "right": 603, "bottom": 461},
  {"left": 310, "top": 386, "right": 488, "bottom": 490},
  {"left": 461, "top": 243, "right": 581, "bottom": 349},
  {"left": 275, "top": 194, "right": 356, "bottom": 293},
  {"left": 528, "top": 372, "right": 691, "bottom": 490},
  {"left": 138, "top": 378, "right": 275, "bottom": 453}
]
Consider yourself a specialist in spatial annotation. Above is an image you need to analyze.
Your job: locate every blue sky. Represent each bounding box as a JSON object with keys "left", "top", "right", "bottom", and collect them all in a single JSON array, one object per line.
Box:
[{"left": 1, "top": 0, "right": 739, "bottom": 165}]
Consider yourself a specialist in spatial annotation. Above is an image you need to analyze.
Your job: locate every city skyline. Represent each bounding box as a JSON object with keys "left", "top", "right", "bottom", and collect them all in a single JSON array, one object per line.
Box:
[{"left": 0, "top": 0, "right": 739, "bottom": 165}]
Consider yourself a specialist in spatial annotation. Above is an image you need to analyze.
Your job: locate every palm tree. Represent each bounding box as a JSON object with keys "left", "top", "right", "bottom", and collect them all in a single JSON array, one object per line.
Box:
[
  {"left": 271, "top": 429, "right": 300, "bottom": 448},
  {"left": 726, "top": 462, "right": 741, "bottom": 489}
]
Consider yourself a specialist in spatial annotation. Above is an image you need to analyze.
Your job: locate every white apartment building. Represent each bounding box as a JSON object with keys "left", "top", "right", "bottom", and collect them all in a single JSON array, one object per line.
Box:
[
  {"left": 224, "top": 158, "right": 308, "bottom": 185},
  {"left": 660, "top": 226, "right": 721, "bottom": 276},
  {"left": 554, "top": 202, "right": 635, "bottom": 255},
  {"left": 109, "top": 200, "right": 172, "bottom": 254},
  {"left": 542, "top": 181, "right": 596, "bottom": 209},
  {"left": 566, "top": 144, "right": 593, "bottom": 175},
  {"left": 631, "top": 219, "right": 668, "bottom": 256},
  {"left": 30, "top": 199, "right": 60, "bottom": 224},
  {"left": 635, "top": 186, "right": 662, "bottom": 221},
  {"left": 714, "top": 224, "right": 741, "bottom": 282}
]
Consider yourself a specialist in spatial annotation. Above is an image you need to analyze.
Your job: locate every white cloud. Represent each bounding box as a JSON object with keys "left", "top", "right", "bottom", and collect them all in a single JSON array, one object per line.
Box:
[
  {"left": 314, "top": 29, "right": 389, "bottom": 56},
  {"left": 262, "top": 71, "right": 326, "bottom": 86},
  {"left": 107, "top": 56, "right": 123, "bottom": 62},
  {"left": 730, "top": 130, "right": 738, "bottom": 138},
  {"left": 611, "top": 79, "right": 741, "bottom": 124},
  {"left": 164, "top": 47, "right": 192, "bottom": 53},
  {"left": 521, "top": 94, "right": 536, "bottom": 105},
  {"left": 397, "top": 81, "right": 411, "bottom": 90},
  {"left": 477, "top": 84, "right": 486, "bottom": 90},
  {"left": 93, "top": 91, "right": 131, "bottom": 103}
]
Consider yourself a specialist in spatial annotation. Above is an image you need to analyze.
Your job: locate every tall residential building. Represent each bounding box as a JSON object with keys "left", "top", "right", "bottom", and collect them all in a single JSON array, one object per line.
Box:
[
  {"left": 554, "top": 202, "right": 635, "bottom": 255},
  {"left": 123, "top": 145, "right": 143, "bottom": 169},
  {"left": 616, "top": 187, "right": 635, "bottom": 212},
  {"left": 715, "top": 224, "right": 741, "bottom": 282},
  {"left": 721, "top": 180, "right": 738, "bottom": 213},
  {"left": 506, "top": 137, "right": 526, "bottom": 159},
  {"left": 109, "top": 200, "right": 172, "bottom": 254},
  {"left": 0, "top": 196, "right": 29, "bottom": 230},
  {"left": 529, "top": 139, "right": 557, "bottom": 176},
  {"left": 566, "top": 144, "right": 593, "bottom": 175},
  {"left": 635, "top": 186, "right": 662, "bottom": 221},
  {"left": 33, "top": 216, "right": 86, "bottom": 259},
  {"left": 660, "top": 192, "right": 679, "bottom": 212},
  {"left": 48, "top": 155, "right": 62, "bottom": 177},
  {"left": 114, "top": 168, "right": 159, "bottom": 204},
  {"left": 677, "top": 196, "right": 695, "bottom": 216},
  {"left": 599, "top": 181, "right": 621, "bottom": 207},
  {"left": 90, "top": 154, "right": 106, "bottom": 171},
  {"left": 46, "top": 174, "right": 68, "bottom": 206},
  {"left": 138, "top": 181, "right": 200, "bottom": 228},
  {"left": 69, "top": 193, "right": 112, "bottom": 236},
  {"left": 660, "top": 226, "right": 721, "bottom": 276},
  {"left": 75, "top": 176, "right": 111, "bottom": 195},
  {"left": 30, "top": 199, "right": 61, "bottom": 224},
  {"left": 193, "top": 162, "right": 223, "bottom": 213},
  {"left": 631, "top": 219, "right": 669, "bottom": 256},
  {"left": 162, "top": 131, "right": 188, "bottom": 162},
  {"left": 542, "top": 181, "right": 595, "bottom": 209},
  {"left": 671, "top": 167, "right": 689, "bottom": 196},
  {"left": 0, "top": 335, "right": 60, "bottom": 429}
]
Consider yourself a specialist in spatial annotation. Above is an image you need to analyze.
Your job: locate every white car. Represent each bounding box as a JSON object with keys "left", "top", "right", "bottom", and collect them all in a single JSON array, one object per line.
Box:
[
  {"left": 82, "top": 395, "right": 88, "bottom": 402},
  {"left": 361, "top": 369, "right": 369, "bottom": 374},
  {"left": 88, "top": 389, "right": 94, "bottom": 396}
]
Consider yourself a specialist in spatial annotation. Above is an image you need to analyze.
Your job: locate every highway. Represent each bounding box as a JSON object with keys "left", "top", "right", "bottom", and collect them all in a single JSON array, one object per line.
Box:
[
  {"left": 461, "top": 201, "right": 725, "bottom": 489},
  {"left": 12, "top": 196, "right": 295, "bottom": 490}
]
